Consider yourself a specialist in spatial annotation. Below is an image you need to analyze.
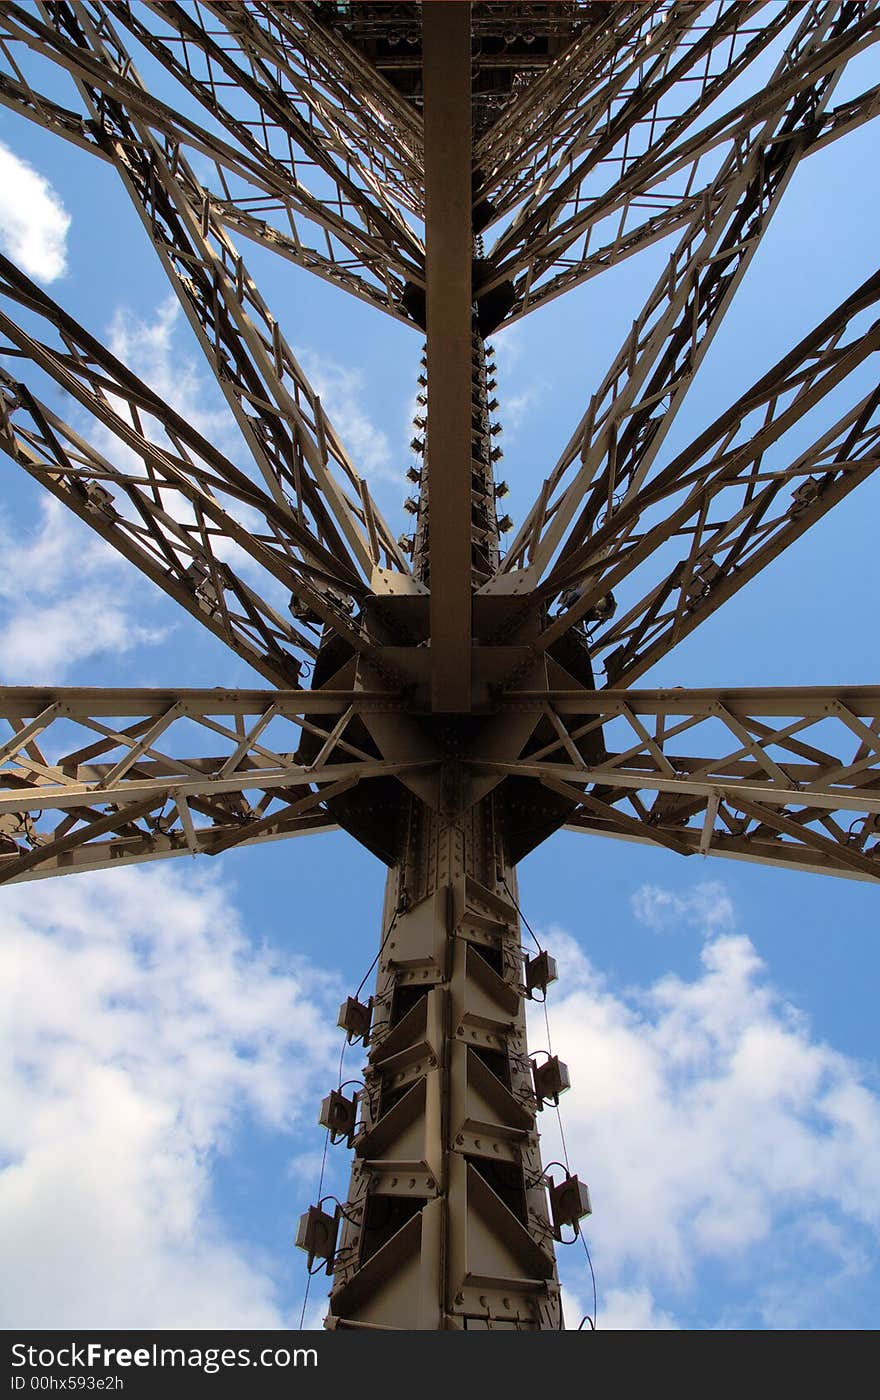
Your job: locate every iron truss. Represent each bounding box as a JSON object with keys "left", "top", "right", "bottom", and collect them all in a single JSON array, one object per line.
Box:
[
  {"left": 0, "top": 0, "right": 879, "bottom": 1331},
  {"left": 1, "top": 684, "right": 878, "bottom": 885}
]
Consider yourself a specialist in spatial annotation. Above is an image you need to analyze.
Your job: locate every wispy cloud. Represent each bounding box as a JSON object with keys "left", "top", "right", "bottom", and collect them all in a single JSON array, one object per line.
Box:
[
  {"left": 300, "top": 349, "right": 398, "bottom": 483},
  {"left": 631, "top": 879, "right": 736, "bottom": 936},
  {"left": 103, "top": 296, "right": 234, "bottom": 456},
  {"left": 0, "top": 141, "right": 70, "bottom": 283},
  {"left": 486, "top": 322, "right": 546, "bottom": 442},
  {"left": 503, "top": 385, "right": 541, "bottom": 434},
  {"left": 0, "top": 496, "right": 166, "bottom": 682}
]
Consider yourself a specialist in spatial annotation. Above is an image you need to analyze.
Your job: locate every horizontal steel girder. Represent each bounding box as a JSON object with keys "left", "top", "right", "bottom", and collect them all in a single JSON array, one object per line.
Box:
[{"left": 2, "top": 683, "right": 878, "bottom": 884}]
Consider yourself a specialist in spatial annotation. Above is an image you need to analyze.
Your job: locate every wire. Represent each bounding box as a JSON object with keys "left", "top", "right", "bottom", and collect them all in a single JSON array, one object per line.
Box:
[
  {"left": 504, "top": 876, "right": 597, "bottom": 1329},
  {"left": 354, "top": 906, "right": 401, "bottom": 1002},
  {"left": 525, "top": 1161, "right": 569, "bottom": 1189},
  {"left": 319, "top": 1195, "right": 361, "bottom": 1227},
  {"left": 504, "top": 880, "right": 550, "bottom": 1002},
  {"left": 298, "top": 1032, "right": 346, "bottom": 1328},
  {"left": 502, "top": 876, "right": 543, "bottom": 954},
  {"left": 579, "top": 1228, "right": 598, "bottom": 1331},
  {"left": 298, "top": 901, "right": 405, "bottom": 1326}
]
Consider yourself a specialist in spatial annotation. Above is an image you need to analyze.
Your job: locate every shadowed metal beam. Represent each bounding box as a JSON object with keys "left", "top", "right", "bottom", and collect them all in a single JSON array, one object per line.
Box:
[
  {"left": 0, "top": 686, "right": 434, "bottom": 883},
  {"left": 424, "top": 1, "right": 472, "bottom": 711}
]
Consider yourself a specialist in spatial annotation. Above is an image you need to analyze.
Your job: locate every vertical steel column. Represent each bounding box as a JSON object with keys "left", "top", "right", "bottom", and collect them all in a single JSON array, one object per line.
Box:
[
  {"left": 327, "top": 791, "right": 563, "bottom": 1330},
  {"left": 423, "top": 1, "right": 474, "bottom": 711}
]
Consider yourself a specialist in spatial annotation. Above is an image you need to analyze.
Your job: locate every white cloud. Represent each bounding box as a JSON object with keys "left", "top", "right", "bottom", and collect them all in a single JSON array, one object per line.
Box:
[
  {"left": 300, "top": 350, "right": 396, "bottom": 483},
  {"left": 491, "top": 322, "right": 525, "bottom": 369},
  {"left": 5, "top": 843, "right": 876, "bottom": 1331},
  {"left": 631, "top": 878, "right": 736, "bottom": 935},
  {"left": 102, "top": 301, "right": 281, "bottom": 591},
  {"left": 0, "top": 300, "right": 282, "bottom": 685},
  {"left": 0, "top": 864, "right": 341, "bottom": 1327},
  {"left": 562, "top": 1276, "right": 679, "bottom": 1330},
  {"left": 0, "top": 496, "right": 167, "bottom": 682},
  {"left": 0, "top": 141, "right": 70, "bottom": 282},
  {"left": 503, "top": 385, "right": 541, "bottom": 434},
  {"left": 533, "top": 897, "right": 880, "bottom": 1328},
  {"left": 93, "top": 300, "right": 314, "bottom": 613},
  {"left": 591, "top": 1285, "right": 679, "bottom": 1331}
]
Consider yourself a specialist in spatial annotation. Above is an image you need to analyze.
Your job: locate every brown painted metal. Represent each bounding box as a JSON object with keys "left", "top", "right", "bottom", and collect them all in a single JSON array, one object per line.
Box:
[
  {"left": 423, "top": 1, "right": 474, "bottom": 711},
  {"left": 329, "top": 796, "right": 563, "bottom": 1330},
  {"left": 0, "top": 0, "right": 878, "bottom": 1330},
  {"left": 500, "top": 1, "right": 875, "bottom": 581},
  {"left": 2, "top": 684, "right": 878, "bottom": 888},
  {"left": 481, "top": 2, "right": 880, "bottom": 317}
]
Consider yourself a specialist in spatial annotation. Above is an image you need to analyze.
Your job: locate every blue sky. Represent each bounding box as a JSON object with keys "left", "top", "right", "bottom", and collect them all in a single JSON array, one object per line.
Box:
[{"left": 0, "top": 11, "right": 878, "bottom": 1331}]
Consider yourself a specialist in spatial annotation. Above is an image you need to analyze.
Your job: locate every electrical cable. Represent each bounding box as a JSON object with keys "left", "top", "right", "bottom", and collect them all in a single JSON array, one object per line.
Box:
[
  {"left": 579, "top": 1229, "right": 598, "bottom": 1332},
  {"left": 503, "top": 876, "right": 597, "bottom": 1330},
  {"left": 354, "top": 906, "right": 401, "bottom": 1002},
  {"left": 298, "top": 1032, "right": 346, "bottom": 1328},
  {"left": 502, "top": 876, "right": 543, "bottom": 954},
  {"left": 319, "top": 1194, "right": 361, "bottom": 1227},
  {"left": 298, "top": 900, "right": 405, "bottom": 1326}
]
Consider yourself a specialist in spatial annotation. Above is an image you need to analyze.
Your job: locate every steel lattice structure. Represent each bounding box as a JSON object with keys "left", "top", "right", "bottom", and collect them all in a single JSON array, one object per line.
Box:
[{"left": 0, "top": 0, "right": 878, "bottom": 1331}]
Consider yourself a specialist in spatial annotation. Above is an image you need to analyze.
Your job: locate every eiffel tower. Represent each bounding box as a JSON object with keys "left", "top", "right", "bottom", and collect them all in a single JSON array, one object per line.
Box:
[{"left": 0, "top": 1, "right": 878, "bottom": 1331}]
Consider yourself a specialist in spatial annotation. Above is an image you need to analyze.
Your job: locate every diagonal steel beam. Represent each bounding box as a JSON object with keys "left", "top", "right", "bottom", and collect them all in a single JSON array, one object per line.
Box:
[
  {"left": 200, "top": 1, "right": 424, "bottom": 222},
  {"left": 510, "top": 265, "right": 880, "bottom": 665},
  {"left": 0, "top": 257, "right": 395, "bottom": 683},
  {"left": 590, "top": 388, "right": 880, "bottom": 687},
  {"left": 126, "top": 0, "right": 423, "bottom": 251},
  {"left": 498, "top": 74, "right": 880, "bottom": 320},
  {"left": 19, "top": 1, "right": 408, "bottom": 581},
  {"left": 487, "top": 0, "right": 758, "bottom": 265},
  {"left": 0, "top": 59, "right": 409, "bottom": 322},
  {"left": 483, "top": 3, "right": 880, "bottom": 319},
  {"left": 0, "top": 0, "right": 423, "bottom": 317},
  {"left": 531, "top": 271, "right": 880, "bottom": 683},
  {"left": 499, "top": 0, "right": 876, "bottom": 580},
  {"left": 474, "top": 2, "right": 674, "bottom": 223}
]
